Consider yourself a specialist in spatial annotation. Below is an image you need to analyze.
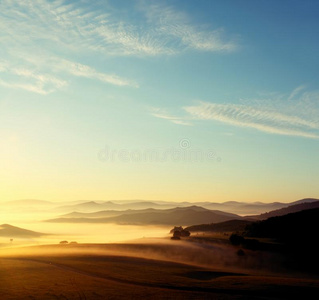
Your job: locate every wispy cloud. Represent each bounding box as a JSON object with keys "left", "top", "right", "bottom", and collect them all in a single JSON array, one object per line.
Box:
[
  {"left": 0, "top": 56, "right": 137, "bottom": 94},
  {"left": 0, "top": 60, "right": 67, "bottom": 94},
  {"left": 185, "top": 102, "right": 318, "bottom": 138},
  {"left": 54, "top": 59, "right": 139, "bottom": 88},
  {"left": 0, "top": 0, "right": 237, "bottom": 94},
  {"left": 0, "top": 0, "right": 139, "bottom": 93},
  {"left": 171, "top": 120, "right": 193, "bottom": 126},
  {"left": 151, "top": 87, "right": 319, "bottom": 139},
  {"left": 183, "top": 89, "right": 319, "bottom": 139},
  {"left": 287, "top": 85, "right": 306, "bottom": 101},
  {"left": 142, "top": 2, "right": 237, "bottom": 53},
  {"left": 0, "top": 78, "right": 55, "bottom": 95},
  {"left": 1, "top": 0, "right": 237, "bottom": 57},
  {"left": 150, "top": 108, "right": 192, "bottom": 126}
]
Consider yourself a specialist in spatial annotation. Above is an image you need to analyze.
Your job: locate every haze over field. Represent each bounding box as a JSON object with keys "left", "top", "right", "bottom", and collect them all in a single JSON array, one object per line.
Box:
[{"left": 1, "top": 198, "right": 318, "bottom": 247}]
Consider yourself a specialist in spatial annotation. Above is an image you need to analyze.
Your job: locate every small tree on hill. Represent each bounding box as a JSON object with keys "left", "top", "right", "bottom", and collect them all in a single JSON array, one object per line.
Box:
[
  {"left": 181, "top": 229, "right": 190, "bottom": 237},
  {"left": 171, "top": 231, "right": 181, "bottom": 240}
]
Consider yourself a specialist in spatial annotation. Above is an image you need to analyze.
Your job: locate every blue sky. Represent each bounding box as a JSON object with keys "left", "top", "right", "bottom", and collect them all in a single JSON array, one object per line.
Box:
[{"left": 1, "top": 0, "right": 318, "bottom": 202}]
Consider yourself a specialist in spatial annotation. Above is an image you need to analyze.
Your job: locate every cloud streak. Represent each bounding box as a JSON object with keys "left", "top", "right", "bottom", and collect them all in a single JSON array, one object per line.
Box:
[
  {"left": 0, "top": 0, "right": 139, "bottom": 93},
  {"left": 54, "top": 59, "right": 138, "bottom": 88},
  {"left": 142, "top": 3, "right": 237, "bottom": 53},
  {"left": 0, "top": 60, "right": 68, "bottom": 94},
  {"left": 184, "top": 96, "right": 319, "bottom": 139},
  {"left": 0, "top": 56, "right": 137, "bottom": 94},
  {"left": 1, "top": 0, "right": 237, "bottom": 57},
  {"left": 0, "top": 0, "right": 237, "bottom": 94},
  {"left": 151, "top": 88, "right": 319, "bottom": 139},
  {"left": 150, "top": 108, "right": 192, "bottom": 126}
]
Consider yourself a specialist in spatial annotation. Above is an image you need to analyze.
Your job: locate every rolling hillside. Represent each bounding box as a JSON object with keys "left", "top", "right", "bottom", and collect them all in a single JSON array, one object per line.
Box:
[
  {"left": 245, "top": 208, "right": 319, "bottom": 242},
  {"left": 0, "top": 224, "right": 45, "bottom": 238},
  {"left": 185, "top": 220, "right": 252, "bottom": 233},
  {"left": 254, "top": 200, "right": 319, "bottom": 220}
]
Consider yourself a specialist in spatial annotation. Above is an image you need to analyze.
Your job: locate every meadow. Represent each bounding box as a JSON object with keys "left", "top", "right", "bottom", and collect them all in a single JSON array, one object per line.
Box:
[{"left": 1, "top": 240, "right": 319, "bottom": 299}]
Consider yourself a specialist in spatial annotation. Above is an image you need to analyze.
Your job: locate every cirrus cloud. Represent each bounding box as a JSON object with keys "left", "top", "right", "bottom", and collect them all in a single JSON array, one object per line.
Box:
[
  {"left": 152, "top": 87, "right": 319, "bottom": 139},
  {"left": 0, "top": 0, "right": 238, "bottom": 94}
]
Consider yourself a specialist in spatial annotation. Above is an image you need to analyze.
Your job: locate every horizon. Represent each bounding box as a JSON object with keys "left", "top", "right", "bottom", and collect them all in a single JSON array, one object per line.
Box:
[
  {"left": 1, "top": 0, "right": 318, "bottom": 203},
  {"left": 2, "top": 196, "right": 318, "bottom": 205},
  {"left": 1, "top": 196, "right": 318, "bottom": 246}
]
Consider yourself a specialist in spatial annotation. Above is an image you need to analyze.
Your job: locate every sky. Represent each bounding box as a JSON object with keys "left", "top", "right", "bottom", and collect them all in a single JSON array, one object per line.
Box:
[{"left": 0, "top": 0, "right": 318, "bottom": 203}]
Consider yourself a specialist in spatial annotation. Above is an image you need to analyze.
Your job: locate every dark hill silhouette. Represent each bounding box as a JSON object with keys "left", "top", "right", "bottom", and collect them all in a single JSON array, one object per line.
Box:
[
  {"left": 245, "top": 208, "right": 319, "bottom": 243},
  {"left": 244, "top": 208, "right": 319, "bottom": 272},
  {"left": 47, "top": 206, "right": 242, "bottom": 226},
  {"left": 289, "top": 198, "right": 319, "bottom": 205},
  {"left": 253, "top": 201, "right": 319, "bottom": 220},
  {"left": 0, "top": 224, "right": 45, "bottom": 238},
  {"left": 185, "top": 220, "right": 252, "bottom": 233}
]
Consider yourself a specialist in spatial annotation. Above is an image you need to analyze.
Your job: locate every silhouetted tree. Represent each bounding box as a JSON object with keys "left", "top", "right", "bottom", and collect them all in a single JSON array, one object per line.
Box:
[
  {"left": 171, "top": 231, "right": 181, "bottom": 240},
  {"left": 170, "top": 226, "right": 183, "bottom": 234},
  {"left": 181, "top": 229, "right": 190, "bottom": 237}
]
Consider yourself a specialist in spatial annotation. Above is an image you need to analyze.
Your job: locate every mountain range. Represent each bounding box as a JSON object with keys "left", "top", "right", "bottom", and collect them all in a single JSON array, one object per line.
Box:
[
  {"left": 52, "top": 198, "right": 319, "bottom": 215},
  {"left": 2, "top": 198, "right": 319, "bottom": 243},
  {"left": 2, "top": 198, "right": 318, "bottom": 215},
  {"left": 185, "top": 199, "right": 319, "bottom": 238},
  {"left": 46, "top": 206, "right": 242, "bottom": 226}
]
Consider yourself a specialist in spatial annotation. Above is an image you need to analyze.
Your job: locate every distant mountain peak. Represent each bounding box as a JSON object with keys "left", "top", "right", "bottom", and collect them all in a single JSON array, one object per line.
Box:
[{"left": 173, "top": 205, "right": 208, "bottom": 212}]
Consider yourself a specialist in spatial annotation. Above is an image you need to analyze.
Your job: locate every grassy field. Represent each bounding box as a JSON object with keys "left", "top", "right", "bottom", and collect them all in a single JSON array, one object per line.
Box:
[{"left": 1, "top": 241, "right": 318, "bottom": 299}]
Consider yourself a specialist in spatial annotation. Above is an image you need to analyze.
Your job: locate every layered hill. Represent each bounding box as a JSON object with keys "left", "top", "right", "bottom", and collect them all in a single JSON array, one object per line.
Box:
[
  {"left": 61, "top": 208, "right": 159, "bottom": 218},
  {"left": 252, "top": 200, "right": 319, "bottom": 220},
  {"left": 3, "top": 198, "right": 318, "bottom": 216},
  {"left": 182, "top": 200, "right": 319, "bottom": 234},
  {"left": 46, "top": 206, "right": 242, "bottom": 226},
  {"left": 185, "top": 220, "right": 252, "bottom": 233},
  {"left": 53, "top": 199, "right": 314, "bottom": 215},
  {"left": 0, "top": 224, "right": 45, "bottom": 238},
  {"left": 244, "top": 208, "right": 319, "bottom": 243}
]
